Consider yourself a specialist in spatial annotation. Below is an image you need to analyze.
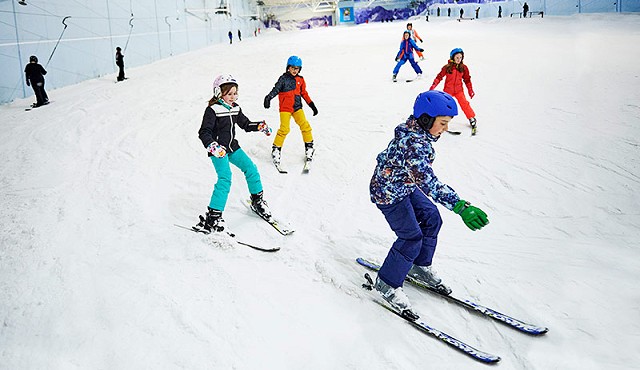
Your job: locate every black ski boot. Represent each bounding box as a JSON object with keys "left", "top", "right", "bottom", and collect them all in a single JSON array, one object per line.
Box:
[
  {"left": 304, "top": 141, "right": 315, "bottom": 161},
  {"left": 203, "top": 207, "right": 226, "bottom": 233},
  {"left": 271, "top": 145, "right": 282, "bottom": 165},
  {"left": 469, "top": 117, "right": 477, "bottom": 136},
  {"left": 250, "top": 191, "right": 272, "bottom": 220}
]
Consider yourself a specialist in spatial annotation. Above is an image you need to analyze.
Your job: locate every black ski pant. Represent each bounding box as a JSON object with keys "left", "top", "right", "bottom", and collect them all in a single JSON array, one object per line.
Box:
[
  {"left": 117, "top": 62, "right": 125, "bottom": 81},
  {"left": 31, "top": 81, "right": 48, "bottom": 105}
]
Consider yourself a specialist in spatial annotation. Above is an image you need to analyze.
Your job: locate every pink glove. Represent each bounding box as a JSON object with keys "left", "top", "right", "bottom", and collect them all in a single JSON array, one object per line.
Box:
[
  {"left": 207, "top": 142, "right": 227, "bottom": 158},
  {"left": 258, "top": 121, "right": 272, "bottom": 136}
]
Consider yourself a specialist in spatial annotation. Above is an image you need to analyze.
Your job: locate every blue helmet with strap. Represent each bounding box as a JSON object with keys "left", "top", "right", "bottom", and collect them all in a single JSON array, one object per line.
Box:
[
  {"left": 413, "top": 90, "right": 458, "bottom": 130},
  {"left": 286, "top": 55, "right": 302, "bottom": 70},
  {"left": 450, "top": 47, "right": 464, "bottom": 59}
]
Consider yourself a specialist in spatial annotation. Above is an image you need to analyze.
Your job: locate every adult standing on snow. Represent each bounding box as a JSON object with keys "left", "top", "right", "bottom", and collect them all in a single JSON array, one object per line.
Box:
[
  {"left": 523, "top": 2, "right": 529, "bottom": 17},
  {"left": 195, "top": 74, "right": 273, "bottom": 233},
  {"left": 263, "top": 55, "right": 318, "bottom": 168},
  {"left": 237, "top": 29, "right": 242, "bottom": 41},
  {"left": 228, "top": 31, "right": 233, "bottom": 44},
  {"left": 406, "top": 23, "right": 424, "bottom": 61},
  {"left": 115, "top": 46, "right": 125, "bottom": 82},
  {"left": 429, "top": 48, "right": 478, "bottom": 135},
  {"left": 369, "top": 90, "right": 489, "bottom": 318},
  {"left": 392, "top": 31, "right": 423, "bottom": 82},
  {"left": 24, "top": 55, "right": 49, "bottom": 107}
]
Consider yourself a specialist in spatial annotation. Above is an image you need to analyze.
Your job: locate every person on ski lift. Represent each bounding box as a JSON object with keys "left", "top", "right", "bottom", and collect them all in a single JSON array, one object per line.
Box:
[
  {"left": 369, "top": 90, "right": 489, "bottom": 318},
  {"left": 24, "top": 55, "right": 49, "bottom": 107},
  {"left": 195, "top": 74, "right": 273, "bottom": 233}
]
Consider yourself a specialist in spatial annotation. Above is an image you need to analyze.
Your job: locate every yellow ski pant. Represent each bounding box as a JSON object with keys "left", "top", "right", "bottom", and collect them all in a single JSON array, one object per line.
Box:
[{"left": 273, "top": 109, "right": 313, "bottom": 147}]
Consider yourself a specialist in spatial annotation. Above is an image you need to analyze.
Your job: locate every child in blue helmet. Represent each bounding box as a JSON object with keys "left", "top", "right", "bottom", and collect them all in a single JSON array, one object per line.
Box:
[
  {"left": 392, "top": 31, "right": 424, "bottom": 82},
  {"left": 369, "top": 90, "right": 489, "bottom": 318},
  {"left": 264, "top": 55, "right": 318, "bottom": 166}
]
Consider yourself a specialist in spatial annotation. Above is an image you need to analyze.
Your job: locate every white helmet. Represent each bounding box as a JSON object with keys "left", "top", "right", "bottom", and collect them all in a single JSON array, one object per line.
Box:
[{"left": 213, "top": 74, "right": 237, "bottom": 97}]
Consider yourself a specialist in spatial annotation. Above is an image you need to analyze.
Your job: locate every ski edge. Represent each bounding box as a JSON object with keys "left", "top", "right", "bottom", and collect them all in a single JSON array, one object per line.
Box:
[
  {"left": 174, "top": 224, "right": 280, "bottom": 252},
  {"left": 242, "top": 199, "right": 295, "bottom": 236},
  {"left": 356, "top": 257, "right": 549, "bottom": 335},
  {"left": 366, "top": 282, "right": 500, "bottom": 363}
]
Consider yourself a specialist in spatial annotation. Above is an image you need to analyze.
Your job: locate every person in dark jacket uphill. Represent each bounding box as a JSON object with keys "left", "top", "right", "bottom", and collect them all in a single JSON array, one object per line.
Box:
[
  {"left": 24, "top": 55, "right": 49, "bottom": 107},
  {"left": 264, "top": 55, "right": 318, "bottom": 167},
  {"left": 194, "top": 74, "right": 273, "bottom": 233},
  {"left": 369, "top": 90, "right": 489, "bottom": 319}
]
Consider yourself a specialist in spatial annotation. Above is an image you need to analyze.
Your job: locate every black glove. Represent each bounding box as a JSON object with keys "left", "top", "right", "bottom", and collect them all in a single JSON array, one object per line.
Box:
[
  {"left": 263, "top": 96, "right": 270, "bottom": 109},
  {"left": 26, "top": 80, "right": 30, "bottom": 87},
  {"left": 419, "top": 48, "right": 424, "bottom": 52},
  {"left": 308, "top": 102, "right": 318, "bottom": 116},
  {"left": 419, "top": 39, "right": 423, "bottom": 43},
  {"left": 395, "top": 58, "right": 400, "bottom": 62}
]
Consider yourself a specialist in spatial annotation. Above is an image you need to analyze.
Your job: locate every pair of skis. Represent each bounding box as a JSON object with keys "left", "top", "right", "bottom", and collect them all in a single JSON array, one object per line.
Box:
[
  {"left": 274, "top": 153, "right": 313, "bottom": 174},
  {"left": 357, "top": 257, "right": 548, "bottom": 364},
  {"left": 176, "top": 199, "right": 294, "bottom": 252}
]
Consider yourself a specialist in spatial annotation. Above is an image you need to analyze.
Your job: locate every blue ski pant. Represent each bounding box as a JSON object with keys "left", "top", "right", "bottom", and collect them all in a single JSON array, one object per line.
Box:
[
  {"left": 377, "top": 189, "right": 443, "bottom": 288},
  {"left": 209, "top": 148, "right": 262, "bottom": 211},
  {"left": 393, "top": 57, "right": 423, "bottom": 75}
]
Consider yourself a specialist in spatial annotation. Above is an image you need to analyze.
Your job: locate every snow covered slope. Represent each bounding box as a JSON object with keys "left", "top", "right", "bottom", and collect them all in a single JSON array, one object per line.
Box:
[{"left": 1, "top": 13, "right": 639, "bottom": 369}]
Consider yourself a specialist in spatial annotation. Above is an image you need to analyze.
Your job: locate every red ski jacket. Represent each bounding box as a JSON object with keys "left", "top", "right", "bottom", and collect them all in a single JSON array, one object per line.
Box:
[{"left": 430, "top": 63, "right": 473, "bottom": 96}]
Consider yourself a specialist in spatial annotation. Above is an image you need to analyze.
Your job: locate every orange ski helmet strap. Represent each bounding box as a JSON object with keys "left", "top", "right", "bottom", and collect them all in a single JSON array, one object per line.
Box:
[{"left": 213, "top": 74, "right": 237, "bottom": 97}]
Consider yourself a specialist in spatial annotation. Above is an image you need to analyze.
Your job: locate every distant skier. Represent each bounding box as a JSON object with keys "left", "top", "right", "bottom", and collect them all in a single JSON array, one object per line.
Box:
[
  {"left": 237, "top": 29, "right": 242, "bottom": 41},
  {"left": 195, "top": 74, "right": 273, "bottom": 233},
  {"left": 429, "top": 48, "right": 477, "bottom": 135},
  {"left": 24, "top": 55, "right": 49, "bottom": 107},
  {"left": 263, "top": 55, "right": 318, "bottom": 167},
  {"left": 115, "top": 46, "right": 125, "bottom": 82},
  {"left": 392, "top": 31, "right": 423, "bottom": 82},
  {"left": 406, "top": 23, "right": 424, "bottom": 61},
  {"left": 523, "top": 2, "right": 529, "bottom": 17},
  {"left": 369, "top": 90, "right": 489, "bottom": 317},
  {"left": 228, "top": 31, "right": 233, "bottom": 44}
]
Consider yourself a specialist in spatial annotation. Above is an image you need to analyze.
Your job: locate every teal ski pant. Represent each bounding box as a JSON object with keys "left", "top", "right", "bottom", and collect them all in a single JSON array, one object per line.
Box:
[{"left": 209, "top": 148, "right": 262, "bottom": 211}]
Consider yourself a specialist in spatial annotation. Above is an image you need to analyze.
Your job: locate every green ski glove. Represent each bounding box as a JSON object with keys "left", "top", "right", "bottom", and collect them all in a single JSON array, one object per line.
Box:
[{"left": 453, "top": 200, "right": 489, "bottom": 231}]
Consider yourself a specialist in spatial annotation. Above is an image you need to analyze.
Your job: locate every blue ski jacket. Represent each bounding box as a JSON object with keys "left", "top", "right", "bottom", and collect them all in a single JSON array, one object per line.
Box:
[
  {"left": 396, "top": 38, "right": 422, "bottom": 61},
  {"left": 370, "top": 117, "right": 460, "bottom": 209}
]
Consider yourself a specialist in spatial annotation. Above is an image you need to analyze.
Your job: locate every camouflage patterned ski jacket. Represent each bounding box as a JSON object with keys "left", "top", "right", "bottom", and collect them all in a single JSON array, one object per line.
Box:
[{"left": 370, "top": 117, "right": 460, "bottom": 209}]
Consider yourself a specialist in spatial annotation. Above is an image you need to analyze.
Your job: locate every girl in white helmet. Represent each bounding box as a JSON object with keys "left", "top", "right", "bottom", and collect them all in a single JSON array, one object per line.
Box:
[{"left": 195, "top": 74, "right": 273, "bottom": 233}]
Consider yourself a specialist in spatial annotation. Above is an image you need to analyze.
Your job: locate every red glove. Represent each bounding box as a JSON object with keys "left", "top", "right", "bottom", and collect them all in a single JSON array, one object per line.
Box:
[{"left": 468, "top": 88, "right": 475, "bottom": 99}]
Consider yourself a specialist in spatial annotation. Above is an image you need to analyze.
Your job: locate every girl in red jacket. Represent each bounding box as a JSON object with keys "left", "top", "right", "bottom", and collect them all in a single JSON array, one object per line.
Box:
[{"left": 430, "top": 48, "right": 477, "bottom": 135}]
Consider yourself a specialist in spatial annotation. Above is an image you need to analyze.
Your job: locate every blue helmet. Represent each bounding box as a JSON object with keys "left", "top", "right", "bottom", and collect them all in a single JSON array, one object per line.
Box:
[
  {"left": 413, "top": 90, "right": 458, "bottom": 130},
  {"left": 450, "top": 47, "right": 464, "bottom": 59},
  {"left": 286, "top": 55, "right": 302, "bottom": 70}
]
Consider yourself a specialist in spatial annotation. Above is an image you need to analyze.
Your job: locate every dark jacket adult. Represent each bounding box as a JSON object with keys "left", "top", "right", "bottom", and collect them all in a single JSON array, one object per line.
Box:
[
  {"left": 116, "top": 50, "right": 124, "bottom": 67},
  {"left": 24, "top": 63, "right": 47, "bottom": 84},
  {"left": 198, "top": 101, "right": 260, "bottom": 156},
  {"left": 264, "top": 72, "right": 313, "bottom": 113}
]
